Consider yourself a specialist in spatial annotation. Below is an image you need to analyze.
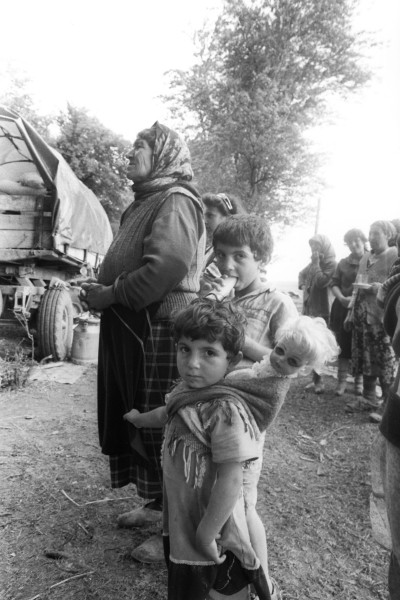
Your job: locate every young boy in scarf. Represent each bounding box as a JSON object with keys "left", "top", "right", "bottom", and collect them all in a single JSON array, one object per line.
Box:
[{"left": 124, "top": 298, "right": 290, "bottom": 600}]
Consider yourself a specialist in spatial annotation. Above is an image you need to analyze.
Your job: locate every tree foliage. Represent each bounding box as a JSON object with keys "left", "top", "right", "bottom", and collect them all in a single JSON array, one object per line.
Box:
[
  {"left": 0, "top": 66, "right": 53, "bottom": 137},
  {"left": 55, "top": 105, "right": 133, "bottom": 225},
  {"left": 166, "top": 0, "right": 371, "bottom": 223},
  {"left": 0, "top": 71, "right": 133, "bottom": 226}
]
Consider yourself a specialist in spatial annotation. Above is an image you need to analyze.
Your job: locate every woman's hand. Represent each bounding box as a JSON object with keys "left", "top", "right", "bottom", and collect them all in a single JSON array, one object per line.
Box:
[
  {"left": 343, "top": 311, "right": 353, "bottom": 332},
  {"left": 340, "top": 296, "right": 351, "bottom": 308},
  {"left": 195, "top": 529, "right": 225, "bottom": 564},
  {"left": 311, "top": 250, "right": 320, "bottom": 265},
  {"left": 80, "top": 282, "right": 115, "bottom": 311}
]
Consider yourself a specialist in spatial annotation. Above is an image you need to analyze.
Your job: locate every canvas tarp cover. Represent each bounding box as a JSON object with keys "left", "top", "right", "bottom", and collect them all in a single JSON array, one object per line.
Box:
[{"left": 0, "top": 106, "right": 113, "bottom": 256}]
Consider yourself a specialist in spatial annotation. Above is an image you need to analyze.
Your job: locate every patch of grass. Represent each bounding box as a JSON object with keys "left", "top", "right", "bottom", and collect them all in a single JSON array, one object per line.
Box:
[{"left": 0, "top": 349, "right": 35, "bottom": 390}]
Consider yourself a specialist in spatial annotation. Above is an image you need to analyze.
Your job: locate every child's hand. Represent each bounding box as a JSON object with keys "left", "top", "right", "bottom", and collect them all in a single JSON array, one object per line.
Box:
[
  {"left": 123, "top": 409, "right": 142, "bottom": 427},
  {"left": 195, "top": 532, "right": 226, "bottom": 564}
]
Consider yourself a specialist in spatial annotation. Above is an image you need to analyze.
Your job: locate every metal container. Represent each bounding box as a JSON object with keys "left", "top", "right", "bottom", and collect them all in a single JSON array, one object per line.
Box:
[{"left": 71, "top": 316, "right": 100, "bottom": 365}]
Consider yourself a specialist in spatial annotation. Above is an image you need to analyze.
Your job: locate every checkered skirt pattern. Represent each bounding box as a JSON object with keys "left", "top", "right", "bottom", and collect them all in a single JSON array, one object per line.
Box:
[{"left": 110, "top": 320, "right": 178, "bottom": 498}]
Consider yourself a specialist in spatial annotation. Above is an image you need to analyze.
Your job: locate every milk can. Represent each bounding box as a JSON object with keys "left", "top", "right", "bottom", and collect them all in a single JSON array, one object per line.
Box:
[{"left": 71, "top": 315, "right": 100, "bottom": 365}]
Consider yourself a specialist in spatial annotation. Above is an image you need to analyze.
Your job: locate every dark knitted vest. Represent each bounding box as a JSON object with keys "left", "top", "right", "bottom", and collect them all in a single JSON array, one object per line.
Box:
[{"left": 98, "top": 186, "right": 204, "bottom": 319}]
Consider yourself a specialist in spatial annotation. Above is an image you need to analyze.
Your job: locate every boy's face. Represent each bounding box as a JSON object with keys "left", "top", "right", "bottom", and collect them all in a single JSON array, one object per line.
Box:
[
  {"left": 270, "top": 341, "right": 308, "bottom": 377},
  {"left": 214, "top": 242, "right": 263, "bottom": 296},
  {"left": 176, "top": 336, "right": 240, "bottom": 389}
]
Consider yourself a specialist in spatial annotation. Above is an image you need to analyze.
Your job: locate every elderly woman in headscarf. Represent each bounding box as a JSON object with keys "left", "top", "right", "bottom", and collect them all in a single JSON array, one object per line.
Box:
[
  {"left": 80, "top": 122, "right": 205, "bottom": 562},
  {"left": 349, "top": 220, "right": 398, "bottom": 412},
  {"left": 298, "top": 234, "right": 337, "bottom": 393}
]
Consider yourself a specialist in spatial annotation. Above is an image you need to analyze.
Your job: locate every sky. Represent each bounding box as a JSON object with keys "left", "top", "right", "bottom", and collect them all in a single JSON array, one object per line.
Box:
[{"left": 0, "top": 0, "right": 399, "bottom": 281}]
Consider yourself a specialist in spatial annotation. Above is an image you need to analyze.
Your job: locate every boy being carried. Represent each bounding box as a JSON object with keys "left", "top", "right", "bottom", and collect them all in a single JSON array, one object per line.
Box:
[{"left": 210, "top": 214, "right": 299, "bottom": 594}]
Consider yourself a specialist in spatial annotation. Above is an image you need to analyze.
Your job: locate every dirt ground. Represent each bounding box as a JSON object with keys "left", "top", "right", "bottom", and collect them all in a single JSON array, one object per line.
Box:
[{"left": 0, "top": 361, "right": 390, "bottom": 600}]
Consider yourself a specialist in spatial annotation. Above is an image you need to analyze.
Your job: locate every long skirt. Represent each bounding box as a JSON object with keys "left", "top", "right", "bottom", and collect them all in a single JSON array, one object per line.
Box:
[
  {"left": 351, "top": 300, "right": 396, "bottom": 385},
  {"left": 98, "top": 305, "right": 178, "bottom": 499},
  {"left": 330, "top": 298, "right": 352, "bottom": 358}
]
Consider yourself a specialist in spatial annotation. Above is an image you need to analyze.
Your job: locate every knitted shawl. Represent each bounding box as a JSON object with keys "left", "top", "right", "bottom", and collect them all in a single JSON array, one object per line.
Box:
[{"left": 167, "top": 375, "right": 292, "bottom": 436}]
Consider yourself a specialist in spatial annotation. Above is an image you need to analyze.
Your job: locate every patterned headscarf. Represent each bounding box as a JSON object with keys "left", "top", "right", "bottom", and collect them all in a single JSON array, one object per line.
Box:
[
  {"left": 370, "top": 220, "right": 397, "bottom": 241},
  {"left": 132, "top": 122, "right": 195, "bottom": 198},
  {"left": 309, "top": 234, "right": 336, "bottom": 266}
]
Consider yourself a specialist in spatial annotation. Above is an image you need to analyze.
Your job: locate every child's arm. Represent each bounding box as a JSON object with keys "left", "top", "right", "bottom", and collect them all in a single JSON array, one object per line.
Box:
[
  {"left": 195, "top": 461, "right": 243, "bottom": 563},
  {"left": 242, "top": 334, "right": 270, "bottom": 362},
  {"left": 123, "top": 406, "right": 167, "bottom": 428}
]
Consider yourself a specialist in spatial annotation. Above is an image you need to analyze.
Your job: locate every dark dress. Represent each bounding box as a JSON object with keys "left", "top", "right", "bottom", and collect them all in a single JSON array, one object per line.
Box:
[
  {"left": 298, "top": 234, "right": 336, "bottom": 324},
  {"left": 96, "top": 123, "right": 205, "bottom": 499},
  {"left": 330, "top": 254, "right": 363, "bottom": 358}
]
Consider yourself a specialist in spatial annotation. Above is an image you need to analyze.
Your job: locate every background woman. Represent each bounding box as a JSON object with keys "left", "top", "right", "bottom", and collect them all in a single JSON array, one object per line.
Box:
[
  {"left": 330, "top": 228, "right": 367, "bottom": 395},
  {"left": 81, "top": 122, "right": 205, "bottom": 561},
  {"left": 350, "top": 220, "right": 397, "bottom": 411},
  {"left": 298, "top": 234, "right": 337, "bottom": 393}
]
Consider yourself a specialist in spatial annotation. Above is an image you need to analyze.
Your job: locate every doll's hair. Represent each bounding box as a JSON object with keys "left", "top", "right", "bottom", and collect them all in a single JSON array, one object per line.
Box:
[
  {"left": 171, "top": 297, "right": 246, "bottom": 356},
  {"left": 274, "top": 316, "right": 339, "bottom": 371}
]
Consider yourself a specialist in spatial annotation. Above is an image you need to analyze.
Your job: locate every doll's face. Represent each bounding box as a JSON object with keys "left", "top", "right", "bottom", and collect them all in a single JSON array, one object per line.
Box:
[{"left": 270, "top": 341, "right": 309, "bottom": 376}]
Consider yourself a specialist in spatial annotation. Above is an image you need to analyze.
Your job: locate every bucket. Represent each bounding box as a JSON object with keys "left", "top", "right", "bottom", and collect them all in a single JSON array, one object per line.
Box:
[{"left": 71, "top": 316, "right": 100, "bottom": 365}]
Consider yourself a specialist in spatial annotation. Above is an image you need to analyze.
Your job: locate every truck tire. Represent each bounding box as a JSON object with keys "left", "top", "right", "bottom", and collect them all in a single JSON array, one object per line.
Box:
[{"left": 38, "top": 289, "right": 74, "bottom": 361}]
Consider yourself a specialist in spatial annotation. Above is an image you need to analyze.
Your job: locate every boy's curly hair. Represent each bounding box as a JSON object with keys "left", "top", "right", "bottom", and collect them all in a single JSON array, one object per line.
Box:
[
  {"left": 171, "top": 298, "right": 246, "bottom": 356},
  {"left": 212, "top": 214, "right": 273, "bottom": 264}
]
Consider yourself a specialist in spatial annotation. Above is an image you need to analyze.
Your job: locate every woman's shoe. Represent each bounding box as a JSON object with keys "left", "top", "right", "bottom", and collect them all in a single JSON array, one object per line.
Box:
[
  {"left": 130, "top": 533, "right": 164, "bottom": 563},
  {"left": 335, "top": 381, "right": 347, "bottom": 396},
  {"left": 314, "top": 382, "right": 325, "bottom": 394},
  {"left": 117, "top": 505, "right": 162, "bottom": 528},
  {"left": 345, "top": 398, "right": 381, "bottom": 413}
]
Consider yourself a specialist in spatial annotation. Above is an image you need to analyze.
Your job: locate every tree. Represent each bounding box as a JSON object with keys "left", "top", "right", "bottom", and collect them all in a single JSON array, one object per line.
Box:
[
  {"left": 0, "top": 65, "right": 53, "bottom": 137},
  {"left": 55, "top": 105, "right": 133, "bottom": 224},
  {"left": 0, "top": 69, "right": 133, "bottom": 226},
  {"left": 166, "top": 0, "right": 371, "bottom": 223}
]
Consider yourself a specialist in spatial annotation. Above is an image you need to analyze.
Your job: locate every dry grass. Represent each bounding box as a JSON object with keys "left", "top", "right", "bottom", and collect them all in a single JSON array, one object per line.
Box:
[{"left": 0, "top": 366, "right": 389, "bottom": 600}]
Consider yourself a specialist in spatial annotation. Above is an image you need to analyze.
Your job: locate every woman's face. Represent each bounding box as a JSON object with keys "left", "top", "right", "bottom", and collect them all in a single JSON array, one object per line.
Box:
[
  {"left": 309, "top": 240, "right": 322, "bottom": 255},
  {"left": 369, "top": 225, "right": 388, "bottom": 254},
  {"left": 347, "top": 237, "right": 365, "bottom": 258},
  {"left": 126, "top": 138, "right": 153, "bottom": 181},
  {"left": 204, "top": 207, "right": 226, "bottom": 238}
]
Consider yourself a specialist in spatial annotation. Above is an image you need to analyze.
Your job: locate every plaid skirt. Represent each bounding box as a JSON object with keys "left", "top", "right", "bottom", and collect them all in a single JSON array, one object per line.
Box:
[
  {"left": 110, "top": 320, "right": 178, "bottom": 498},
  {"left": 98, "top": 306, "right": 178, "bottom": 499}
]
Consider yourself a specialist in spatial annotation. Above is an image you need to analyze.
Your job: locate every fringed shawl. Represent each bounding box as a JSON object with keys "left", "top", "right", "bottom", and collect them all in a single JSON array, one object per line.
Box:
[
  {"left": 164, "top": 376, "right": 291, "bottom": 489},
  {"left": 167, "top": 376, "right": 291, "bottom": 435}
]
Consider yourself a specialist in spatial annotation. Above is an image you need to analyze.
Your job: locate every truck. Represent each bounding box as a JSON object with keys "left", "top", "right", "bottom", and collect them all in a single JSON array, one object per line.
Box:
[{"left": 0, "top": 106, "right": 113, "bottom": 360}]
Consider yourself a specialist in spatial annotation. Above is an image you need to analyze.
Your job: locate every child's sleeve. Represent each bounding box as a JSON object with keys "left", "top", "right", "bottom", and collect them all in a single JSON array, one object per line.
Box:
[{"left": 205, "top": 401, "right": 259, "bottom": 464}]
